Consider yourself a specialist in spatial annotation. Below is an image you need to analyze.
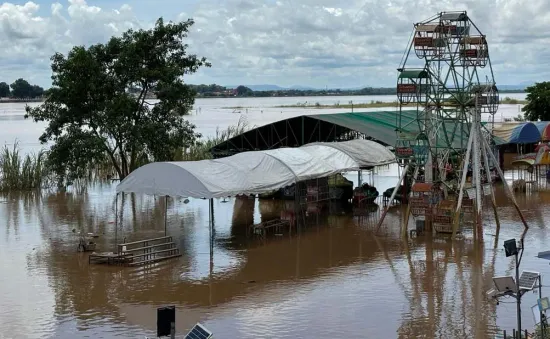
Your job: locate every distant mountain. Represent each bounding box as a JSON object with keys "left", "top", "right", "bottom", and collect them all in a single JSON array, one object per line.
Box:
[
  {"left": 224, "top": 84, "right": 367, "bottom": 91},
  {"left": 224, "top": 83, "right": 529, "bottom": 92},
  {"left": 499, "top": 84, "right": 528, "bottom": 90},
  {"left": 225, "top": 84, "right": 286, "bottom": 91},
  {"left": 289, "top": 85, "right": 320, "bottom": 90}
]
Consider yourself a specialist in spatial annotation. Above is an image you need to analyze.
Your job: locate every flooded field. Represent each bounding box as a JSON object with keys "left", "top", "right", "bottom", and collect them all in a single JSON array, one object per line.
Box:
[{"left": 3, "top": 94, "right": 549, "bottom": 339}]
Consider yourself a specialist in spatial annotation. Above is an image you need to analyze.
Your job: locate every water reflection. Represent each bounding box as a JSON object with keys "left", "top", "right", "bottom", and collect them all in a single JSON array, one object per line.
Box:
[{"left": 3, "top": 179, "right": 550, "bottom": 338}]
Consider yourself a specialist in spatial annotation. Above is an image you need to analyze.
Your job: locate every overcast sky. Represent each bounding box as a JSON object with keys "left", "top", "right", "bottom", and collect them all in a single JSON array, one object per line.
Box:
[{"left": 1, "top": 0, "right": 548, "bottom": 88}]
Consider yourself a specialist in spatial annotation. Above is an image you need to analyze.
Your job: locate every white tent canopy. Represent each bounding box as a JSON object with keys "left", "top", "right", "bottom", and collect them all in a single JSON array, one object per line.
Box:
[{"left": 116, "top": 139, "right": 395, "bottom": 199}]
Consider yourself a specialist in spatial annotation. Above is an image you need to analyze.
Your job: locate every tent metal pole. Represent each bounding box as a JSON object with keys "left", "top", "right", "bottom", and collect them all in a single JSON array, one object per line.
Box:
[
  {"left": 209, "top": 198, "right": 214, "bottom": 250},
  {"left": 164, "top": 195, "right": 168, "bottom": 236},
  {"left": 115, "top": 192, "right": 118, "bottom": 249}
]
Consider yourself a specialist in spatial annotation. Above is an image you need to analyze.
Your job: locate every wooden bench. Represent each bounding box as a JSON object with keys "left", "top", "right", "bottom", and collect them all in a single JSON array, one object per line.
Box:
[
  {"left": 89, "top": 236, "right": 182, "bottom": 266},
  {"left": 117, "top": 236, "right": 181, "bottom": 266}
]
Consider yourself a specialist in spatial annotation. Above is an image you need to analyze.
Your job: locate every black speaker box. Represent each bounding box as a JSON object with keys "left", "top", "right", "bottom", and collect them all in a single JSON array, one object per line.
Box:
[{"left": 157, "top": 306, "right": 176, "bottom": 337}]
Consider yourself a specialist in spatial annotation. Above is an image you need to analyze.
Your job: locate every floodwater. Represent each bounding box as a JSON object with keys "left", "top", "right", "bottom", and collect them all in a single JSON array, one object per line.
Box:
[{"left": 2, "top": 94, "right": 549, "bottom": 339}]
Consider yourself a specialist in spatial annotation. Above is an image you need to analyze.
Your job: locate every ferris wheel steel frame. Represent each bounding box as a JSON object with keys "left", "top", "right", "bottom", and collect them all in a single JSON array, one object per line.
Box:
[{"left": 377, "top": 11, "right": 528, "bottom": 236}]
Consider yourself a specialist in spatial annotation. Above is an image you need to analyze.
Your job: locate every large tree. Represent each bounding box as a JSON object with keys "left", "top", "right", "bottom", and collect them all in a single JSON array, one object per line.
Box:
[
  {"left": 11, "top": 78, "right": 33, "bottom": 98},
  {"left": 522, "top": 82, "right": 550, "bottom": 121},
  {"left": 0, "top": 82, "right": 10, "bottom": 97},
  {"left": 25, "top": 18, "right": 209, "bottom": 185}
]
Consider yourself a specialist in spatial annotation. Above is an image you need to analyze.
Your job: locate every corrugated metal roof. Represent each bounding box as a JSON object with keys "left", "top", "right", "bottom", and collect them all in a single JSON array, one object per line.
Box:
[
  {"left": 209, "top": 110, "right": 506, "bottom": 157},
  {"left": 398, "top": 69, "right": 430, "bottom": 79}
]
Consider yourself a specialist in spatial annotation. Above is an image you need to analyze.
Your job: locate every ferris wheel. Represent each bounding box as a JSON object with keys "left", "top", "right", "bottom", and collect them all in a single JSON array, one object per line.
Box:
[
  {"left": 395, "top": 11, "right": 499, "bottom": 182},
  {"left": 377, "top": 11, "right": 530, "bottom": 237}
]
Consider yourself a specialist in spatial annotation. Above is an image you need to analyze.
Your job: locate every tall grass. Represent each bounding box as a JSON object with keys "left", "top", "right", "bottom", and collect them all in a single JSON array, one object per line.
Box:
[
  {"left": 0, "top": 142, "right": 49, "bottom": 192},
  {"left": 178, "top": 116, "right": 252, "bottom": 161}
]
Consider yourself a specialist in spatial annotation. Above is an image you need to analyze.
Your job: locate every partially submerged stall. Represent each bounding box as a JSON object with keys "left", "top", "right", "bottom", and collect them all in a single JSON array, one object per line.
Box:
[
  {"left": 492, "top": 122, "right": 541, "bottom": 169},
  {"left": 116, "top": 139, "right": 395, "bottom": 198},
  {"left": 89, "top": 140, "right": 396, "bottom": 265}
]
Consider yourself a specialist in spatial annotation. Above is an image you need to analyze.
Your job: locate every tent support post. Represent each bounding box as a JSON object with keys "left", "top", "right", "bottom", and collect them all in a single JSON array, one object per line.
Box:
[
  {"left": 115, "top": 192, "right": 118, "bottom": 250},
  {"left": 376, "top": 163, "right": 409, "bottom": 233},
  {"left": 164, "top": 195, "right": 168, "bottom": 236},
  {"left": 209, "top": 198, "right": 215, "bottom": 251}
]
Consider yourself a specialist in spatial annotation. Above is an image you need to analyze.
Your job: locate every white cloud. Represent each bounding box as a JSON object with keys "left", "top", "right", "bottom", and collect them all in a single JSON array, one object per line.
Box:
[{"left": 0, "top": 0, "right": 549, "bottom": 88}]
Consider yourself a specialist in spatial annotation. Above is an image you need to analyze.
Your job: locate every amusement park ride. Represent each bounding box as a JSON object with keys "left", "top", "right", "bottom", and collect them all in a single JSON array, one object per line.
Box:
[{"left": 377, "top": 11, "right": 529, "bottom": 236}]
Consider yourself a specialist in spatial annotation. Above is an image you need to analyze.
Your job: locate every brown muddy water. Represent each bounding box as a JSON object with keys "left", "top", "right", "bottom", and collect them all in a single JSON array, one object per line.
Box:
[{"left": 1, "top": 96, "right": 548, "bottom": 339}]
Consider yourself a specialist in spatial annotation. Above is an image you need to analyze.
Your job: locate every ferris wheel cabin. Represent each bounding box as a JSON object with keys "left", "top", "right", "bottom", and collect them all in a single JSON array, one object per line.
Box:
[
  {"left": 413, "top": 24, "right": 446, "bottom": 59},
  {"left": 460, "top": 36, "right": 488, "bottom": 67},
  {"left": 396, "top": 69, "right": 430, "bottom": 104},
  {"left": 470, "top": 84, "right": 499, "bottom": 115}
]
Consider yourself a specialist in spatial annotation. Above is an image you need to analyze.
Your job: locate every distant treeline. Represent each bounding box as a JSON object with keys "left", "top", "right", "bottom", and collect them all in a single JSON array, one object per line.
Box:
[
  {"left": 0, "top": 78, "right": 45, "bottom": 99},
  {"left": 188, "top": 84, "right": 524, "bottom": 98},
  {"left": 0, "top": 81, "right": 524, "bottom": 102}
]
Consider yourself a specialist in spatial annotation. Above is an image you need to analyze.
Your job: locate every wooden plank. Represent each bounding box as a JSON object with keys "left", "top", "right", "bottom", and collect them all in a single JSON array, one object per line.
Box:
[{"left": 118, "top": 236, "right": 172, "bottom": 247}]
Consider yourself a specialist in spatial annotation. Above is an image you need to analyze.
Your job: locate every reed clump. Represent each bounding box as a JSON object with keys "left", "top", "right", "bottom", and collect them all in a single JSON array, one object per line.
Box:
[{"left": 0, "top": 142, "right": 49, "bottom": 192}]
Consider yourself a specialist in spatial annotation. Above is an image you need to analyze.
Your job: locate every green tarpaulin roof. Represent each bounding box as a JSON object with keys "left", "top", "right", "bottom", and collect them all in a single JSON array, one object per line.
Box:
[{"left": 310, "top": 110, "right": 477, "bottom": 149}]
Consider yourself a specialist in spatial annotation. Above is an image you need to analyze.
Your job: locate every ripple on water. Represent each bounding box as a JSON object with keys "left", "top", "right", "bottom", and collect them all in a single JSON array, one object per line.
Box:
[{"left": 0, "top": 157, "right": 548, "bottom": 338}]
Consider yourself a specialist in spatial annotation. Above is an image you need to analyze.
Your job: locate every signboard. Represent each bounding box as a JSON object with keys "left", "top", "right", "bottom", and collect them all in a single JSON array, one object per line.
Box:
[
  {"left": 414, "top": 37, "right": 434, "bottom": 47},
  {"left": 539, "top": 297, "right": 550, "bottom": 312},
  {"left": 396, "top": 147, "right": 414, "bottom": 158},
  {"left": 397, "top": 84, "right": 417, "bottom": 93},
  {"left": 461, "top": 49, "right": 478, "bottom": 58}
]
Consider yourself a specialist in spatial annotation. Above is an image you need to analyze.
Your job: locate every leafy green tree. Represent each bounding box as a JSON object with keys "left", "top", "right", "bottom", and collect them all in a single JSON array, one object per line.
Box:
[
  {"left": 10, "top": 78, "right": 33, "bottom": 98},
  {"left": 25, "top": 18, "right": 210, "bottom": 185},
  {"left": 0, "top": 82, "right": 10, "bottom": 97},
  {"left": 236, "top": 85, "right": 252, "bottom": 96},
  {"left": 522, "top": 82, "right": 550, "bottom": 121},
  {"left": 30, "top": 85, "right": 44, "bottom": 98}
]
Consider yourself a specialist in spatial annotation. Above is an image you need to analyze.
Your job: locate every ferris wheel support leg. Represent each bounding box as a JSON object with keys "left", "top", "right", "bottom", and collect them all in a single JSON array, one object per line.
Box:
[
  {"left": 376, "top": 163, "right": 410, "bottom": 233},
  {"left": 452, "top": 125, "right": 475, "bottom": 238},
  {"left": 401, "top": 203, "right": 412, "bottom": 238},
  {"left": 481, "top": 137, "right": 529, "bottom": 230},
  {"left": 480, "top": 134, "right": 501, "bottom": 232},
  {"left": 402, "top": 165, "right": 421, "bottom": 237},
  {"left": 473, "top": 128, "right": 483, "bottom": 231}
]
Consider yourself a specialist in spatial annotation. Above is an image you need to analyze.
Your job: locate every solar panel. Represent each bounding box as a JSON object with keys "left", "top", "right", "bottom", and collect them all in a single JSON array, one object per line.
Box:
[
  {"left": 184, "top": 323, "right": 213, "bottom": 339},
  {"left": 519, "top": 270, "right": 540, "bottom": 291},
  {"left": 493, "top": 276, "right": 516, "bottom": 293}
]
